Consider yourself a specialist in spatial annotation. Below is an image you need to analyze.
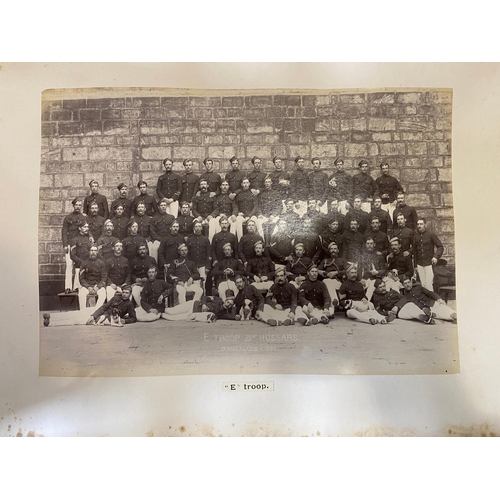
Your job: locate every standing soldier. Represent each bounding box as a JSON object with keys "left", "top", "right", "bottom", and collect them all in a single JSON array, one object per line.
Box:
[
  {"left": 83, "top": 179, "right": 109, "bottom": 219},
  {"left": 149, "top": 199, "right": 176, "bottom": 262},
  {"left": 392, "top": 213, "right": 414, "bottom": 254},
  {"left": 179, "top": 158, "right": 200, "bottom": 208},
  {"left": 374, "top": 161, "right": 403, "bottom": 220},
  {"left": 368, "top": 196, "right": 393, "bottom": 236},
  {"left": 132, "top": 180, "right": 158, "bottom": 216},
  {"left": 325, "top": 158, "right": 353, "bottom": 216},
  {"left": 62, "top": 197, "right": 87, "bottom": 293},
  {"left": 177, "top": 201, "right": 196, "bottom": 237},
  {"left": 234, "top": 178, "right": 262, "bottom": 240},
  {"left": 345, "top": 196, "right": 369, "bottom": 234},
  {"left": 191, "top": 179, "right": 217, "bottom": 235},
  {"left": 269, "top": 156, "right": 290, "bottom": 207},
  {"left": 342, "top": 219, "right": 365, "bottom": 265},
  {"left": 96, "top": 219, "right": 119, "bottom": 264},
  {"left": 69, "top": 220, "right": 93, "bottom": 292},
  {"left": 363, "top": 216, "right": 389, "bottom": 258},
  {"left": 86, "top": 201, "right": 105, "bottom": 242},
  {"left": 290, "top": 156, "right": 309, "bottom": 216},
  {"left": 308, "top": 157, "right": 328, "bottom": 214},
  {"left": 414, "top": 218, "right": 444, "bottom": 291},
  {"left": 156, "top": 157, "right": 182, "bottom": 217},
  {"left": 247, "top": 156, "right": 267, "bottom": 196},
  {"left": 110, "top": 183, "right": 133, "bottom": 219},
  {"left": 158, "top": 221, "right": 186, "bottom": 279},
  {"left": 186, "top": 220, "right": 212, "bottom": 281},
  {"left": 392, "top": 192, "right": 418, "bottom": 231},
  {"left": 110, "top": 204, "right": 129, "bottom": 241},
  {"left": 208, "top": 180, "right": 238, "bottom": 242},
  {"left": 198, "top": 157, "right": 222, "bottom": 198},
  {"left": 122, "top": 221, "right": 148, "bottom": 264},
  {"left": 226, "top": 156, "right": 247, "bottom": 199},
  {"left": 130, "top": 201, "right": 152, "bottom": 240},
  {"left": 352, "top": 159, "right": 378, "bottom": 214}
]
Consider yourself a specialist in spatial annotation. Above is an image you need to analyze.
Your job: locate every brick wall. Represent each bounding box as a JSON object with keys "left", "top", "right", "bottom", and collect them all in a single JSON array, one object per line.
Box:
[{"left": 39, "top": 90, "right": 454, "bottom": 296}]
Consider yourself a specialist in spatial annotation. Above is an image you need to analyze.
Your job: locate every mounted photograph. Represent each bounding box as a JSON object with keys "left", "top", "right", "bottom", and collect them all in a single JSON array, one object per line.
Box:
[{"left": 38, "top": 87, "right": 458, "bottom": 376}]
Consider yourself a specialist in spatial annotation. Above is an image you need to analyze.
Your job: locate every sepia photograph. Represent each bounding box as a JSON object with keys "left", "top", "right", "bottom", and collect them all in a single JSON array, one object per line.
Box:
[{"left": 38, "top": 86, "right": 458, "bottom": 377}]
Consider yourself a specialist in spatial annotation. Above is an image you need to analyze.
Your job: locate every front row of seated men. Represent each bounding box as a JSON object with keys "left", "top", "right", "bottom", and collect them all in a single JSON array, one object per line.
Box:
[{"left": 44, "top": 232, "right": 457, "bottom": 327}]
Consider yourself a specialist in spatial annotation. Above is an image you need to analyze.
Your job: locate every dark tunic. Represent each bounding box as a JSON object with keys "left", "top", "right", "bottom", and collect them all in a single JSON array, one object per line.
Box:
[
  {"left": 225, "top": 169, "right": 247, "bottom": 194},
  {"left": 235, "top": 190, "right": 258, "bottom": 217},
  {"left": 342, "top": 231, "right": 365, "bottom": 263},
  {"left": 130, "top": 214, "right": 152, "bottom": 239},
  {"left": 286, "top": 256, "right": 312, "bottom": 279},
  {"left": 393, "top": 204, "right": 418, "bottom": 231},
  {"left": 318, "top": 256, "right": 348, "bottom": 281},
  {"left": 358, "top": 250, "right": 387, "bottom": 280},
  {"left": 352, "top": 172, "right": 378, "bottom": 201},
  {"left": 199, "top": 172, "right": 222, "bottom": 195},
  {"left": 325, "top": 171, "right": 353, "bottom": 202},
  {"left": 130, "top": 255, "right": 158, "bottom": 282},
  {"left": 212, "top": 257, "right": 245, "bottom": 285},
  {"left": 363, "top": 229, "right": 389, "bottom": 257},
  {"left": 338, "top": 279, "right": 366, "bottom": 301},
  {"left": 387, "top": 251, "right": 414, "bottom": 280},
  {"left": 235, "top": 285, "right": 265, "bottom": 316},
  {"left": 96, "top": 234, "right": 119, "bottom": 263},
  {"left": 403, "top": 284, "right": 441, "bottom": 308},
  {"left": 158, "top": 234, "right": 187, "bottom": 270},
  {"left": 132, "top": 193, "right": 158, "bottom": 217},
  {"left": 180, "top": 172, "right": 200, "bottom": 203},
  {"left": 198, "top": 295, "right": 237, "bottom": 319},
  {"left": 246, "top": 256, "right": 276, "bottom": 281},
  {"left": 258, "top": 189, "right": 282, "bottom": 217},
  {"left": 69, "top": 234, "right": 93, "bottom": 267},
  {"left": 298, "top": 279, "right": 331, "bottom": 309},
  {"left": 368, "top": 208, "right": 393, "bottom": 235},
  {"left": 414, "top": 230, "right": 444, "bottom": 267},
  {"left": 140, "top": 279, "right": 173, "bottom": 313},
  {"left": 122, "top": 235, "right": 148, "bottom": 263},
  {"left": 186, "top": 233, "right": 211, "bottom": 268},
  {"left": 92, "top": 297, "right": 137, "bottom": 324},
  {"left": 79, "top": 258, "right": 107, "bottom": 288},
  {"left": 371, "top": 289, "right": 406, "bottom": 316},
  {"left": 62, "top": 212, "right": 87, "bottom": 247},
  {"left": 212, "top": 193, "right": 238, "bottom": 217},
  {"left": 83, "top": 193, "right": 109, "bottom": 219},
  {"left": 167, "top": 258, "right": 200, "bottom": 283},
  {"left": 247, "top": 170, "right": 267, "bottom": 191},
  {"left": 192, "top": 192, "right": 217, "bottom": 219},
  {"left": 105, "top": 254, "right": 131, "bottom": 286},
  {"left": 111, "top": 215, "right": 129, "bottom": 241},
  {"left": 375, "top": 174, "right": 403, "bottom": 204},
  {"left": 177, "top": 214, "right": 195, "bottom": 237},
  {"left": 156, "top": 171, "right": 182, "bottom": 201},
  {"left": 150, "top": 212, "right": 176, "bottom": 241},
  {"left": 211, "top": 231, "right": 238, "bottom": 262},
  {"left": 392, "top": 226, "right": 414, "bottom": 253},
  {"left": 345, "top": 208, "right": 369, "bottom": 234},
  {"left": 87, "top": 214, "right": 105, "bottom": 241},
  {"left": 266, "top": 282, "right": 298, "bottom": 312},
  {"left": 238, "top": 233, "right": 265, "bottom": 264},
  {"left": 269, "top": 170, "right": 290, "bottom": 197},
  {"left": 268, "top": 234, "right": 293, "bottom": 264}
]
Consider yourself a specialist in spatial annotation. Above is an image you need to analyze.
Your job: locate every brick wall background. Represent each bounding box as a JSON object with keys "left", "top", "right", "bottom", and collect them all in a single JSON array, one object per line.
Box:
[{"left": 39, "top": 89, "right": 454, "bottom": 306}]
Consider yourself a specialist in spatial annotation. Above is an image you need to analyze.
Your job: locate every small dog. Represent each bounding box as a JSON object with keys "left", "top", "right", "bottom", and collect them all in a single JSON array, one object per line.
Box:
[
  {"left": 239, "top": 299, "right": 254, "bottom": 321},
  {"left": 96, "top": 308, "right": 123, "bottom": 327}
]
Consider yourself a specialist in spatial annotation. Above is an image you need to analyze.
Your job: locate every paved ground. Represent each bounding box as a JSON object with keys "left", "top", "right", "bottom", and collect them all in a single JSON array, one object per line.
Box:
[{"left": 39, "top": 302, "right": 459, "bottom": 377}]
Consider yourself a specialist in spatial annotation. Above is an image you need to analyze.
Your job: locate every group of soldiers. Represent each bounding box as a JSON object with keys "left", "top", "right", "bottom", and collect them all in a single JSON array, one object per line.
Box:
[{"left": 43, "top": 154, "right": 457, "bottom": 328}]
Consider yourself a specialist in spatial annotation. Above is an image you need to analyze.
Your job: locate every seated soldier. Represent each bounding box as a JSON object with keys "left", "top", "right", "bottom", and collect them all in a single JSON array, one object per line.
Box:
[
  {"left": 318, "top": 241, "right": 347, "bottom": 304},
  {"left": 91, "top": 287, "right": 137, "bottom": 326},
  {"left": 246, "top": 241, "right": 276, "bottom": 291},
  {"left": 298, "top": 264, "right": 334, "bottom": 325},
  {"left": 69, "top": 220, "right": 93, "bottom": 292},
  {"left": 104, "top": 240, "right": 131, "bottom": 301},
  {"left": 96, "top": 219, "right": 119, "bottom": 264},
  {"left": 339, "top": 265, "right": 388, "bottom": 325},
  {"left": 358, "top": 237, "right": 387, "bottom": 301},
  {"left": 122, "top": 221, "right": 148, "bottom": 264},
  {"left": 371, "top": 279, "right": 435, "bottom": 325},
  {"left": 211, "top": 242, "right": 245, "bottom": 299},
  {"left": 166, "top": 243, "right": 203, "bottom": 305},
  {"left": 285, "top": 242, "right": 313, "bottom": 289},
  {"left": 149, "top": 199, "right": 176, "bottom": 262},
  {"left": 234, "top": 275, "right": 266, "bottom": 322},
  {"left": 130, "top": 243, "right": 158, "bottom": 307},
  {"left": 313, "top": 218, "right": 344, "bottom": 263},
  {"left": 259, "top": 268, "right": 307, "bottom": 326},
  {"left": 268, "top": 219, "right": 293, "bottom": 272},
  {"left": 87, "top": 201, "right": 105, "bottom": 242},
  {"left": 62, "top": 197, "right": 87, "bottom": 293},
  {"left": 158, "top": 220, "right": 186, "bottom": 279},
  {"left": 78, "top": 245, "right": 107, "bottom": 312},
  {"left": 136, "top": 265, "right": 173, "bottom": 322},
  {"left": 401, "top": 276, "right": 457, "bottom": 322},
  {"left": 111, "top": 203, "right": 129, "bottom": 241},
  {"left": 132, "top": 180, "right": 158, "bottom": 217},
  {"left": 177, "top": 201, "right": 195, "bottom": 237},
  {"left": 386, "top": 237, "right": 414, "bottom": 292},
  {"left": 186, "top": 220, "right": 212, "bottom": 281}
]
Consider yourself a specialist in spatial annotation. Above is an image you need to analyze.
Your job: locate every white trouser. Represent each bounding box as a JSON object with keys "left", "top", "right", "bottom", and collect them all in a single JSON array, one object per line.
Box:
[
  {"left": 176, "top": 283, "right": 203, "bottom": 304},
  {"left": 381, "top": 201, "right": 396, "bottom": 220},
  {"left": 44, "top": 309, "right": 92, "bottom": 327},
  {"left": 323, "top": 278, "right": 342, "bottom": 302},
  {"left": 218, "top": 280, "right": 238, "bottom": 299},
  {"left": 296, "top": 201, "right": 308, "bottom": 217},
  {"left": 383, "top": 276, "right": 402, "bottom": 293},
  {"left": 234, "top": 215, "right": 264, "bottom": 240},
  {"left": 259, "top": 304, "right": 293, "bottom": 323},
  {"left": 417, "top": 265, "right": 434, "bottom": 292},
  {"left": 317, "top": 201, "right": 328, "bottom": 214},
  {"left": 131, "top": 284, "right": 144, "bottom": 306},
  {"left": 64, "top": 250, "right": 74, "bottom": 290},
  {"left": 135, "top": 306, "right": 161, "bottom": 322},
  {"left": 78, "top": 287, "right": 106, "bottom": 312},
  {"left": 208, "top": 216, "right": 238, "bottom": 243},
  {"left": 338, "top": 200, "right": 349, "bottom": 216},
  {"left": 161, "top": 301, "right": 195, "bottom": 321},
  {"left": 301, "top": 305, "right": 331, "bottom": 320},
  {"left": 197, "top": 266, "right": 206, "bottom": 280},
  {"left": 397, "top": 302, "right": 427, "bottom": 321},
  {"left": 251, "top": 280, "right": 273, "bottom": 291},
  {"left": 106, "top": 285, "right": 122, "bottom": 301},
  {"left": 149, "top": 240, "right": 160, "bottom": 263},
  {"left": 165, "top": 200, "right": 179, "bottom": 218},
  {"left": 361, "top": 201, "right": 372, "bottom": 214},
  {"left": 363, "top": 278, "right": 376, "bottom": 301},
  {"left": 346, "top": 308, "right": 386, "bottom": 324}
]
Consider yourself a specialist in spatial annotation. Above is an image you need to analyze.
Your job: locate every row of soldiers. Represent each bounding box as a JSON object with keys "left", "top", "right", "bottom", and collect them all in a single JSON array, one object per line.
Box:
[{"left": 47, "top": 155, "right": 455, "bottom": 327}]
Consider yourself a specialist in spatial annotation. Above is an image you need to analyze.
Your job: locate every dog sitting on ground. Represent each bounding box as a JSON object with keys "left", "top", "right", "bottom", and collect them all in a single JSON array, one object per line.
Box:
[
  {"left": 238, "top": 299, "right": 254, "bottom": 321},
  {"left": 96, "top": 308, "right": 124, "bottom": 327}
]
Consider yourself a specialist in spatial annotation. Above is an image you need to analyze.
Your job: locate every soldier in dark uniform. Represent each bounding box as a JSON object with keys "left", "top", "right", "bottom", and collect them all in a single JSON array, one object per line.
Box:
[
  {"left": 414, "top": 218, "right": 444, "bottom": 292},
  {"left": 130, "top": 201, "right": 152, "bottom": 240},
  {"left": 87, "top": 201, "right": 105, "bottom": 242},
  {"left": 211, "top": 216, "right": 238, "bottom": 264},
  {"left": 136, "top": 266, "right": 173, "bottom": 322},
  {"left": 211, "top": 242, "right": 245, "bottom": 299},
  {"left": 238, "top": 219, "right": 265, "bottom": 267},
  {"left": 186, "top": 220, "right": 212, "bottom": 281},
  {"left": 387, "top": 237, "right": 414, "bottom": 289},
  {"left": 179, "top": 158, "right": 200, "bottom": 207},
  {"left": 392, "top": 213, "right": 414, "bottom": 254},
  {"left": 69, "top": 220, "right": 93, "bottom": 292},
  {"left": 234, "top": 177, "right": 262, "bottom": 240},
  {"left": 281, "top": 199, "right": 302, "bottom": 232},
  {"left": 342, "top": 219, "right": 365, "bottom": 265},
  {"left": 314, "top": 219, "right": 344, "bottom": 263},
  {"left": 392, "top": 192, "right": 418, "bottom": 231},
  {"left": 177, "top": 201, "right": 196, "bottom": 237},
  {"left": 104, "top": 240, "right": 131, "bottom": 301},
  {"left": 130, "top": 242, "right": 158, "bottom": 307},
  {"left": 208, "top": 180, "right": 238, "bottom": 242},
  {"left": 321, "top": 199, "right": 347, "bottom": 233},
  {"left": 111, "top": 204, "right": 129, "bottom": 241},
  {"left": 198, "top": 157, "right": 222, "bottom": 198},
  {"left": 158, "top": 221, "right": 186, "bottom": 279},
  {"left": 268, "top": 219, "right": 293, "bottom": 271},
  {"left": 234, "top": 275, "right": 265, "bottom": 322},
  {"left": 289, "top": 156, "right": 309, "bottom": 216},
  {"left": 166, "top": 243, "right": 203, "bottom": 304},
  {"left": 132, "top": 180, "right": 158, "bottom": 217},
  {"left": 352, "top": 159, "right": 378, "bottom": 214},
  {"left": 325, "top": 158, "right": 353, "bottom": 216},
  {"left": 96, "top": 219, "right": 119, "bottom": 264},
  {"left": 122, "top": 220, "right": 147, "bottom": 264},
  {"left": 84, "top": 180, "right": 109, "bottom": 219},
  {"left": 317, "top": 241, "right": 347, "bottom": 304},
  {"left": 298, "top": 264, "right": 333, "bottom": 324},
  {"left": 285, "top": 242, "right": 313, "bottom": 289},
  {"left": 192, "top": 179, "right": 217, "bottom": 236},
  {"left": 363, "top": 216, "right": 389, "bottom": 258},
  {"left": 90, "top": 287, "right": 137, "bottom": 326},
  {"left": 269, "top": 156, "right": 290, "bottom": 205},
  {"left": 293, "top": 216, "right": 320, "bottom": 261},
  {"left": 374, "top": 161, "right": 403, "bottom": 220},
  {"left": 156, "top": 157, "right": 182, "bottom": 217},
  {"left": 358, "top": 237, "right": 387, "bottom": 300},
  {"left": 110, "top": 183, "right": 133, "bottom": 219},
  {"left": 344, "top": 196, "right": 369, "bottom": 234},
  {"left": 226, "top": 156, "right": 247, "bottom": 198},
  {"left": 368, "top": 196, "right": 393, "bottom": 236},
  {"left": 78, "top": 245, "right": 107, "bottom": 312},
  {"left": 149, "top": 199, "right": 176, "bottom": 262},
  {"left": 246, "top": 240, "right": 276, "bottom": 292},
  {"left": 308, "top": 157, "right": 328, "bottom": 214},
  {"left": 247, "top": 156, "right": 267, "bottom": 195},
  {"left": 62, "top": 197, "right": 87, "bottom": 293}
]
